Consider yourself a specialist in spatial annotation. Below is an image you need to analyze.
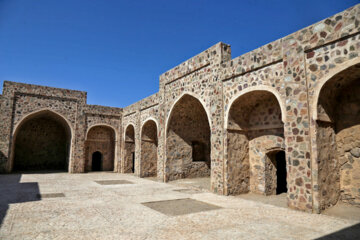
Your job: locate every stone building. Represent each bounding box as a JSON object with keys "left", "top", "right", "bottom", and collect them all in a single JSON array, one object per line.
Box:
[{"left": 0, "top": 4, "right": 359, "bottom": 214}]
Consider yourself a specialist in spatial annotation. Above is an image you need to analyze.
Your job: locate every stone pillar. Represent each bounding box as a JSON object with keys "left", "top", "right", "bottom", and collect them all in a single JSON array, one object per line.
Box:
[{"left": 282, "top": 36, "right": 313, "bottom": 212}]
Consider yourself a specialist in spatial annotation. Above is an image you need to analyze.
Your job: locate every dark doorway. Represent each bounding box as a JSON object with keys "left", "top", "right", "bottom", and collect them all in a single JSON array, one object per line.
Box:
[
  {"left": 92, "top": 151, "right": 102, "bottom": 171},
  {"left": 276, "top": 151, "right": 287, "bottom": 194},
  {"left": 131, "top": 152, "right": 135, "bottom": 173}
]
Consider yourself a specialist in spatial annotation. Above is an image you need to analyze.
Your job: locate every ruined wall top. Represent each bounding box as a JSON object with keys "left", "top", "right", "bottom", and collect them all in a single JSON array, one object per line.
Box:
[
  {"left": 2, "top": 80, "right": 87, "bottom": 104},
  {"left": 84, "top": 104, "right": 122, "bottom": 117},
  {"left": 159, "top": 42, "right": 231, "bottom": 85},
  {"left": 123, "top": 92, "right": 159, "bottom": 117}
]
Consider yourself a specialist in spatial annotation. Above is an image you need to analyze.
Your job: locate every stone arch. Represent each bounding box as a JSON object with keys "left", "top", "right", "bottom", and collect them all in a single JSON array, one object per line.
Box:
[
  {"left": 124, "top": 124, "right": 136, "bottom": 173},
  {"left": 165, "top": 94, "right": 211, "bottom": 182},
  {"left": 226, "top": 90, "right": 285, "bottom": 195},
  {"left": 314, "top": 62, "right": 360, "bottom": 211},
  {"left": 10, "top": 109, "right": 73, "bottom": 172},
  {"left": 165, "top": 92, "right": 212, "bottom": 132},
  {"left": 85, "top": 125, "right": 115, "bottom": 172},
  {"left": 140, "top": 119, "right": 158, "bottom": 177},
  {"left": 225, "top": 86, "right": 286, "bottom": 129},
  {"left": 312, "top": 58, "right": 360, "bottom": 121},
  {"left": 86, "top": 123, "right": 118, "bottom": 142}
]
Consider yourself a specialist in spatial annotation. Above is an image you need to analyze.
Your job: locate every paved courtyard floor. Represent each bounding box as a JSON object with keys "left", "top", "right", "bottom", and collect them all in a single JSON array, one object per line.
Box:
[{"left": 0, "top": 172, "right": 360, "bottom": 240}]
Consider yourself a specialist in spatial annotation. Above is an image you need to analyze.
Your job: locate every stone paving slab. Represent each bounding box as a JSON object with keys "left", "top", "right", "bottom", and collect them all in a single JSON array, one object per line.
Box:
[
  {"left": 142, "top": 198, "right": 222, "bottom": 216},
  {"left": 0, "top": 172, "right": 359, "bottom": 240},
  {"left": 94, "top": 180, "right": 134, "bottom": 185}
]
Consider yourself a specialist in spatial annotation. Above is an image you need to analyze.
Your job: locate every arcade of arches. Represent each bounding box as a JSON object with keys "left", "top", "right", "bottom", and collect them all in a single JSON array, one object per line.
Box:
[
  {"left": 166, "top": 95, "right": 211, "bottom": 181},
  {"left": 12, "top": 111, "right": 71, "bottom": 172},
  {"left": 85, "top": 126, "right": 115, "bottom": 172}
]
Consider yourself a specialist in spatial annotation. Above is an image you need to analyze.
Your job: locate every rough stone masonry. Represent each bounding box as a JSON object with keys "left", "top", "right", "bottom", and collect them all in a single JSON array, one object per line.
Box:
[{"left": 0, "top": 4, "right": 359, "bottom": 214}]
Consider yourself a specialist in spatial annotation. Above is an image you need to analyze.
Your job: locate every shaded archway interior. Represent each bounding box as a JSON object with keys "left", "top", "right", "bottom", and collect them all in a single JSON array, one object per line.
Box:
[
  {"left": 13, "top": 111, "right": 71, "bottom": 172},
  {"left": 141, "top": 120, "right": 158, "bottom": 177},
  {"left": 316, "top": 63, "right": 360, "bottom": 210},
  {"left": 85, "top": 126, "right": 115, "bottom": 172},
  {"left": 166, "top": 95, "right": 211, "bottom": 181},
  {"left": 124, "top": 125, "right": 135, "bottom": 173},
  {"left": 266, "top": 150, "right": 287, "bottom": 195},
  {"left": 227, "top": 90, "right": 285, "bottom": 195}
]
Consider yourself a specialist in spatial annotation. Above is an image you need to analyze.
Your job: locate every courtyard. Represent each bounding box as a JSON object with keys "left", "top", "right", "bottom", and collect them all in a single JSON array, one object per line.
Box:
[{"left": 0, "top": 172, "right": 359, "bottom": 240}]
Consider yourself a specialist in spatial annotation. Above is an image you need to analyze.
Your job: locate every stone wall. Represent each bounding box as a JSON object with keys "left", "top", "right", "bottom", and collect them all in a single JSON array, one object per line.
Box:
[
  {"left": 84, "top": 104, "right": 122, "bottom": 172},
  {"left": 0, "top": 81, "right": 122, "bottom": 174},
  {"left": 1, "top": 4, "right": 359, "bottom": 214},
  {"left": 85, "top": 126, "right": 115, "bottom": 171}
]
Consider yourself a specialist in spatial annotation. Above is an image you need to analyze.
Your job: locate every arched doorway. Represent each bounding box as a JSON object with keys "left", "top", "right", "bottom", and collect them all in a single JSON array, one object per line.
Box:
[
  {"left": 227, "top": 90, "right": 285, "bottom": 195},
  {"left": 12, "top": 110, "right": 71, "bottom": 172},
  {"left": 124, "top": 125, "right": 135, "bottom": 173},
  {"left": 141, "top": 120, "right": 158, "bottom": 177},
  {"left": 92, "top": 151, "right": 102, "bottom": 171},
  {"left": 316, "top": 63, "right": 360, "bottom": 210},
  {"left": 166, "top": 94, "right": 211, "bottom": 182},
  {"left": 266, "top": 150, "right": 287, "bottom": 195},
  {"left": 85, "top": 126, "right": 115, "bottom": 172}
]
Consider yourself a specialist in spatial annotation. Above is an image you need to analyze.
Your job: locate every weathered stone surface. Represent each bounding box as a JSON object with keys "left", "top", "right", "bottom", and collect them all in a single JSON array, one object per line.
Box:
[{"left": 0, "top": 4, "right": 359, "bottom": 214}]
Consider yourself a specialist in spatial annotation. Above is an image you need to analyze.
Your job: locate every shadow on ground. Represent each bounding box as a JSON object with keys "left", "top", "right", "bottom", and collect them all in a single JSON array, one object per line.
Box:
[
  {"left": 0, "top": 174, "right": 40, "bottom": 227},
  {"left": 315, "top": 222, "right": 360, "bottom": 239}
]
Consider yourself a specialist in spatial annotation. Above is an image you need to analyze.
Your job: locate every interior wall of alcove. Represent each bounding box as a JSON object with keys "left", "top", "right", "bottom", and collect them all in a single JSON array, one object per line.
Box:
[
  {"left": 316, "top": 63, "right": 360, "bottom": 210},
  {"left": 12, "top": 111, "right": 71, "bottom": 172},
  {"left": 166, "top": 95, "right": 211, "bottom": 181},
  {"left": 85, "top": 126, "right": 115, "bottom": 172},
  {"left": 124, "top": 125, "right": 135, "bottom": 173},
  {"left": 141, "top": 120, "right": 158, "bottom": 177},
  {"left": 227, "top": 90, "right": 285, "bottom": 195}
]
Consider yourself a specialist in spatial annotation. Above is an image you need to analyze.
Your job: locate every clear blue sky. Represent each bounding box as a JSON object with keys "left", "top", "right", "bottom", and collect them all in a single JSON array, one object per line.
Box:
[{"left": 0, "top": 0, "right": 357, "bottom": 107}]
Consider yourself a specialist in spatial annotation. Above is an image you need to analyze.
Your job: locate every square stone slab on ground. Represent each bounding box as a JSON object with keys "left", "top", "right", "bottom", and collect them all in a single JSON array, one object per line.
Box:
[
  {"left": 142, "top": 198, "right": 221, "bottom": 216},
  {"left": 37, "top": 193, "right": 65, "bottom": 199},
  {"left": 94, "top": 180, "right": 134, "bottom": 185}
]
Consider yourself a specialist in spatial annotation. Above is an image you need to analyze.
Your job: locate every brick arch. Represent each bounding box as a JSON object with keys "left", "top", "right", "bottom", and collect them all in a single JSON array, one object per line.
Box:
[{"left": 10, "top": 109, "right": 73, "bottom": 172}]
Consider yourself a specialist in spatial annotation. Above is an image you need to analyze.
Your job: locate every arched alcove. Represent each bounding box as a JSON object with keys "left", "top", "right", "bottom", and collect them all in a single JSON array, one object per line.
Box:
[
  {"left": 124, "top": 124, "right": 135, "bottom": 173},
  {"left": 166, "top": 94, "right": 211, "bottom": 181},
  {"left": 226, "top": 90, "right": 285, "bottom": 195},
  {"left": 85, "top": 125, "right": 115, "bottom": 172},
  {"left": 315, "top": 63, "right": 360, "bottom": 210},
  {"left": 141, "top": 120, "right": 158, "bottom": 177},
  {"left": 12, "top": 110, "right": 72, "bottom": 172}
]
